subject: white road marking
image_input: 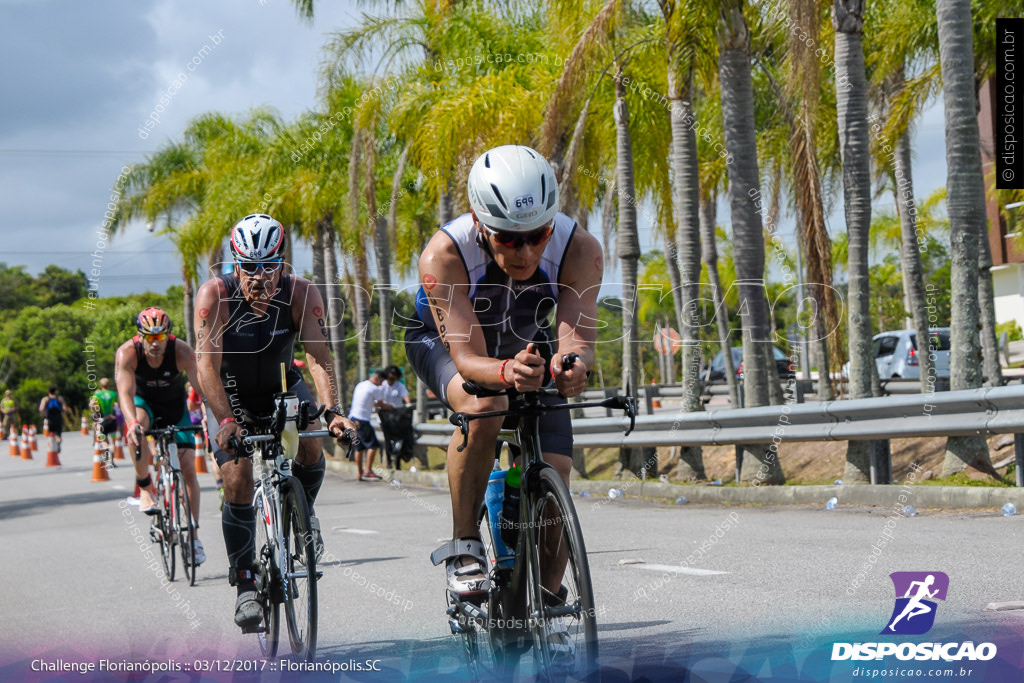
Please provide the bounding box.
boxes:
[633,563,728,576]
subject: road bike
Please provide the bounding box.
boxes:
[441,354,636,679]
[230,392,344,661]
[135,425,204,586]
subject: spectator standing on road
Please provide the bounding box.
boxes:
[39,386,68,450]
[349,370,386,480]
[2,390,19,434]
[90,378,121,442]
[380,365,412,409]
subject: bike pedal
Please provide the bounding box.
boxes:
[240,623,266,634]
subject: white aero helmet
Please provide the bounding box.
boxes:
[230,214,285,261]
[467,145,558,233]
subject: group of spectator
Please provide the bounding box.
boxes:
[347,365,411,481]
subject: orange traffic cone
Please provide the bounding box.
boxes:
[90,440,110,482]
[44,433,62,467]
[42,418,50,437]
[81,415,89,435]
[194,431,209,473]
[113,432,125,460]
[29,425,38,452]
[9,427,18,457]
[20,430,32,460]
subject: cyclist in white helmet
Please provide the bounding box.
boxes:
[405,145,602,616]
[194,213,354,631]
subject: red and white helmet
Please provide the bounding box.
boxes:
[136,307,172,335]
[230,214,284,262]
[467,145,559,233]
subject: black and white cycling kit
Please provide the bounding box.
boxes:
[405,212,578,456]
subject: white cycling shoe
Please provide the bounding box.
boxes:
[192,539,206,565]
[431,538,490,599]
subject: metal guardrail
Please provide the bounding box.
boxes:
[414,385,1024,484]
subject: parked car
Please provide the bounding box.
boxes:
[873,328,951,379]
[842,328,952,380]
[706,346,796,382]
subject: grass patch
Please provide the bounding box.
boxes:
[917,472,1014,487]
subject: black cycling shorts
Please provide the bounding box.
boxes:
[404,324,573,457]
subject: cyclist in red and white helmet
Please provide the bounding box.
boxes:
[194,213,354,631]
[115,306,207,563]
[405,144,602,636]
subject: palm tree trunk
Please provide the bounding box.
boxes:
[978,231,1002,386]
[668,68,705,481]
[323,220,348,408]
[893,129,935,392]
[383,146,410,370]
[311,226,327,309]
[182,273,195,348]
[834,0,877,482]
[719,1,783,484]
[936,0,995,476]
[614,69,646,479]
[700,197,741,407]
[206,245,222,284]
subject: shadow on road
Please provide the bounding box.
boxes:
[0,488,127,521]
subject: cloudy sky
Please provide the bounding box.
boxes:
[0,1,950,299]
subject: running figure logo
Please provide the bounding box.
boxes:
[882,571,949,635]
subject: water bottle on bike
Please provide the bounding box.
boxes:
[484,461,514,568]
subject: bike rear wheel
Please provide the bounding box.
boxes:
[156,467,175,581]
[280,477,317,660]
[174,471,197,586]
[523,466,598,677]
[254,486,281,658]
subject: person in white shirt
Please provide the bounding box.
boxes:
[348,370,386,480]
[380,365,412,409]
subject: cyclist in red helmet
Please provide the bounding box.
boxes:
[115,307,207,565]
[194,214,354,630]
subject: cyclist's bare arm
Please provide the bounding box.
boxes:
[419,232,544,392]
[293,277,352,435]
[174,338,203,405]
[114,339,142,444]
[552,229,603,397]
[194,277,235,428]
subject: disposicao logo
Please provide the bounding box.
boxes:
[831,571,997,662]
[882,571,948,635]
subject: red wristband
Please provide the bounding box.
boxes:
[219,417,235,428]
[499,359,513,387]
[127,420,141,431]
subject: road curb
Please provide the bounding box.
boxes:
[323,453,1024,510]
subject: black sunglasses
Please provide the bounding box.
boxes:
[484,224,553,249]
[236,259,283,274]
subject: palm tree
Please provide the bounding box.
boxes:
[659,0,719,480]
[111,143,208,346]
[833,0,878,482]
[719,0,782,483]
[935,0,995,476]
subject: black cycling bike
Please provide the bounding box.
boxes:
[440,353,635,679]
[135,425,204,586]
[229,392,349,662]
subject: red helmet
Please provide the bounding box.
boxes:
[136,307,172,335]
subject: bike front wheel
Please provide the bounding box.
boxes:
[254,486,281,658]
[156,468,175,581]
[280,477,317,660]
[174,471,197,586]
[523,466,598,677]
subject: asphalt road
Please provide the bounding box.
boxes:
[3,431,1024,682]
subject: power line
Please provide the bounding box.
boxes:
[0,149,147,157]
